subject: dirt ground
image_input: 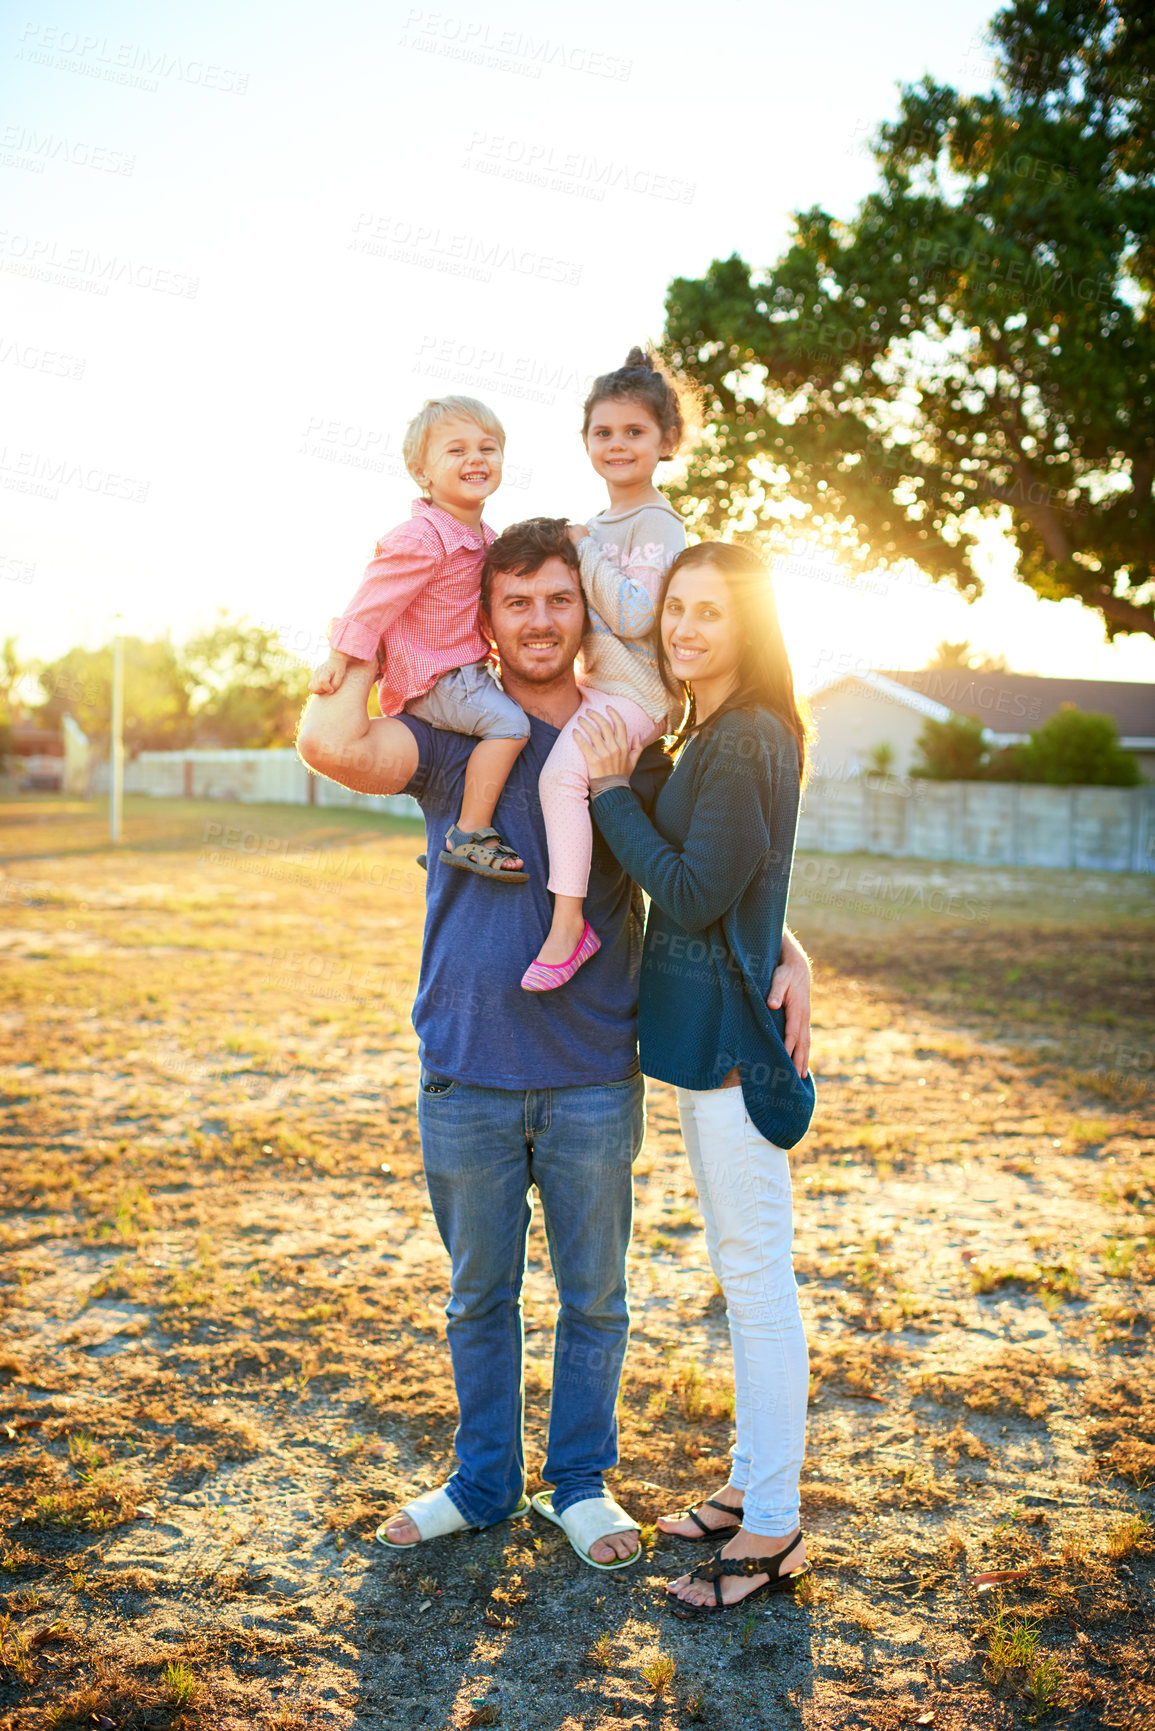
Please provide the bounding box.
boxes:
[1,792,1153,1731]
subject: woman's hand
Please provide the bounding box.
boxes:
[768,928,811,1079]
[575,707,644,780]
[566,523,588,546]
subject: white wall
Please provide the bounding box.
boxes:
[96,748,421,820]
[90,748,1154,873]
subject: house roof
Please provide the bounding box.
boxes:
[8,723,63,757]
[812,670,1155,746]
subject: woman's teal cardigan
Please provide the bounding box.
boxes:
[592,704,816,1150]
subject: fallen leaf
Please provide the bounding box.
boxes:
[135,1502,158,1519]
[2,1418,44,1440]
[972,1568,1032,1590]
[916,1715,935,1726]
[31,1624,69,1648]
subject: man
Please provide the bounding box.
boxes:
[297,518,811,1567]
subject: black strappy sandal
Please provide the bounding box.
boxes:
[667,1530,808,1618]
[666,1497,745,1542]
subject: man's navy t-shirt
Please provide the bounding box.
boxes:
[399,712,669,1089]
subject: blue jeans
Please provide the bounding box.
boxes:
[417,1067,645,1527]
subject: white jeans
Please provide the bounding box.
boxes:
[676,1083,808,1536]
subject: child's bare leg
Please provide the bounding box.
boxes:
[450,737,527,870]
[536,893,588,965]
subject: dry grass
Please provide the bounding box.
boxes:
[0,795,1152,1729]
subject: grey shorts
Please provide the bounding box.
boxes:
[405,660,530,742]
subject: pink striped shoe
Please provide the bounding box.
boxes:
[520,921,601,992]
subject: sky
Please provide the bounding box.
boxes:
[3,0,1153,697]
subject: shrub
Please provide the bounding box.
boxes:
[1018,706,1141,787]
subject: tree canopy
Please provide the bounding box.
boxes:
[30,616,310,753]
[661,0,1155,638]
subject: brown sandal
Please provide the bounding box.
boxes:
[438,825,527,884]
[667,1530,808,1618]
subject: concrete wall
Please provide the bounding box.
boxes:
[99,748,422,821]
[797,776,1155,874]
[92,748,1154,874]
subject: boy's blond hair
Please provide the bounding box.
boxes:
[403,396,506,486]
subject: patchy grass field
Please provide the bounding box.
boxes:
[1,793,1153,1731]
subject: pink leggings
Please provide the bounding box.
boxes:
[539,688,663,899]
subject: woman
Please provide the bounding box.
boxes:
[576,541,816,1616]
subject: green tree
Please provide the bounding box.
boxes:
[180,615,311,748]
[910,715,989,779]
[1018,704,1141,782]
[0,637,21,766]
[0,637,22,720]
[661,0,1155,638]
[35,638,192,752]
[30,616,310,753]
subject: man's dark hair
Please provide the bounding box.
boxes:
[480,517,580,615]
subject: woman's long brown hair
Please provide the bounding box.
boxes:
[654,542,812,780]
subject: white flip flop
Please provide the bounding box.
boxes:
[375,1486,530,1550]
[531,1489,641,1571]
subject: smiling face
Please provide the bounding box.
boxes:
[482,555,587,689]
[414,416,503,516]
[584,396,673,489]
[660,559,744,703]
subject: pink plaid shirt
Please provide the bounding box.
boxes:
[329,500,495,717]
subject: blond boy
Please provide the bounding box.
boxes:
[309,396,529,880]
